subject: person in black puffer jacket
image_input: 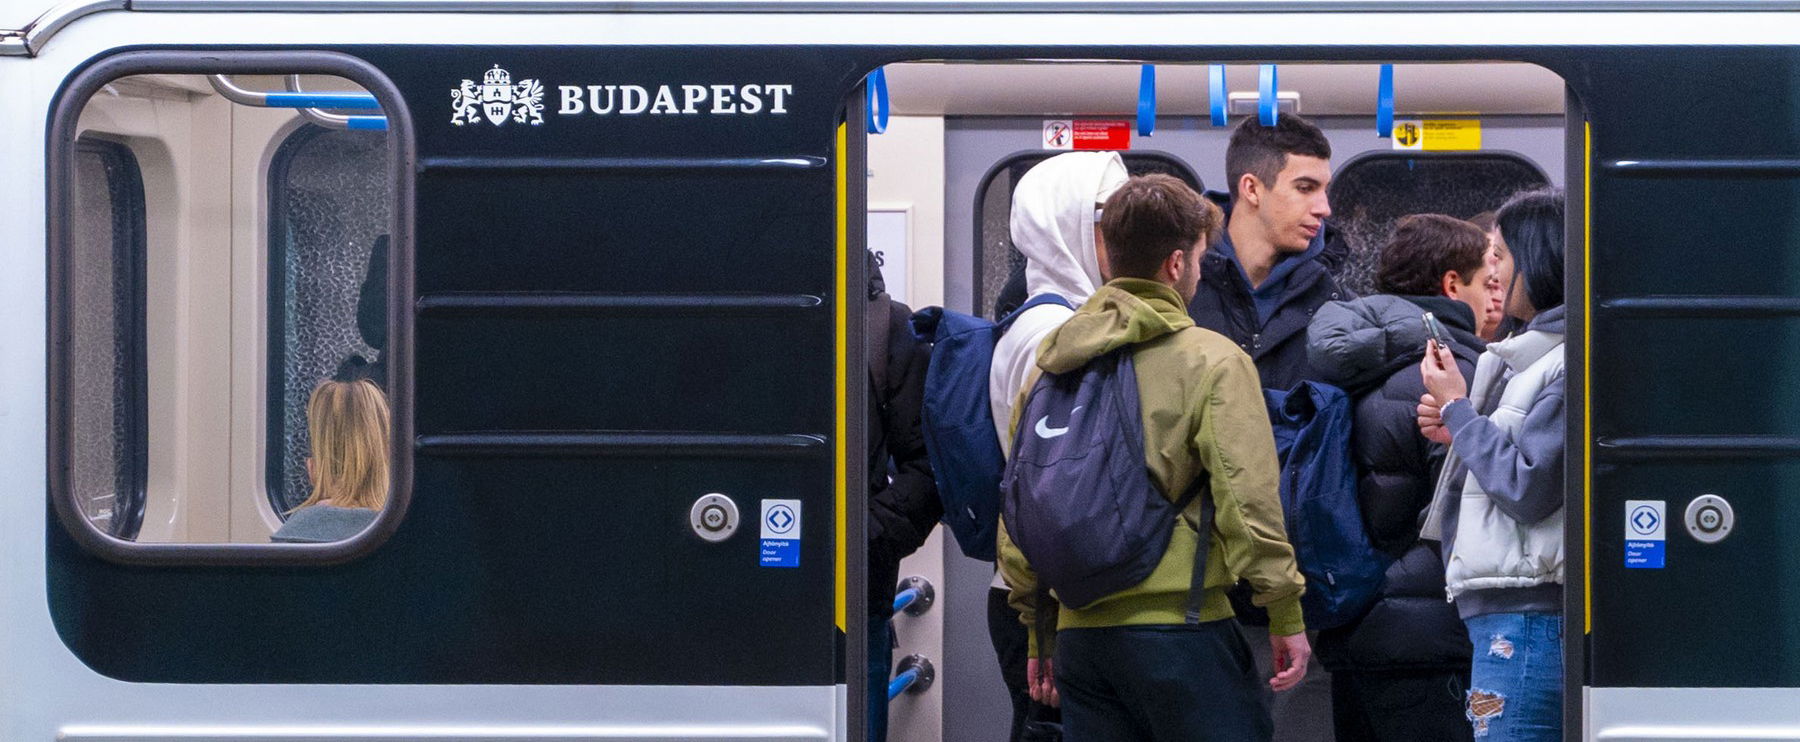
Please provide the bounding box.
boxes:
[1305,215,1495,742]
[864,249,941,742]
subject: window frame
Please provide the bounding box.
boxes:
[69,135,150,542]
[48,50,417,566]
[971,149,1204,318]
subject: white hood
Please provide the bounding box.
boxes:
[1009,151,1129,303]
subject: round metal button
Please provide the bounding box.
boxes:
[1684,494,1734,544]
[689,493,739,542]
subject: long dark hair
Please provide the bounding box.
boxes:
[1495,189,1565,316]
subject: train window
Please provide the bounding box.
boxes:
[67,137,148,541]
[48,52,415,564]
[266,126,393,516]
[974,151,1203,320]
[1328,151,1551,295]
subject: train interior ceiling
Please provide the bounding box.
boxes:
[64,58,1564,741]
[866,60,1566,742]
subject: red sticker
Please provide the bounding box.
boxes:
[1072,120,1131,151]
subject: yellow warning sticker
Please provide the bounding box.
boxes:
[1391,119,1482,151]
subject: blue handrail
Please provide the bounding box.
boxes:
[1137,64,1156,137]
[1259,64,1280,126]
[1376,64,1395,138]
[892,587,920,615]
[1208,64,1227,127]
[887,668,920,701]
[264,92,382,110]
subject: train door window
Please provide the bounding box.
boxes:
[49,53,414,563]
[68,137,148,541]
[1327,151,1550,295]
[974,151,1202,320]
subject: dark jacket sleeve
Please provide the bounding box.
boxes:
[1441,375,1566,526]
[868,303,943,567]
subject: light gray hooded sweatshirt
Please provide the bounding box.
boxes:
[985,151,1127,587]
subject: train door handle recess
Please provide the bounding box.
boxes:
[1684,494,1734,544]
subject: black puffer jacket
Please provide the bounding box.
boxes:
[1305,294,1481,671]
[866,254,942,620]
[1187,193,1353,392]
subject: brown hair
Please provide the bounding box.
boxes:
[1374,213,1490,297]
[1100,174,1219,280]
[294,379,391,512]
[1468,210,1498,234]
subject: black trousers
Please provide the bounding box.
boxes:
[1055,621,1272,742]
[987,587,1061,741]
[1329,667,1473,742]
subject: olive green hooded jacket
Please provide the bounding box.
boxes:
[997,278,1307,655]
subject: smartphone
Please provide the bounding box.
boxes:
[1422,312,1452,359]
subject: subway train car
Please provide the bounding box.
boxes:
[2,2,1797,741]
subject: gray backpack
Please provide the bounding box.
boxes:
[1001,351,1213,612]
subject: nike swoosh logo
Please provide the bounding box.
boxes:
[1034,406,1082,439]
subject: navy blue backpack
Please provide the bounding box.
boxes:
[1000,352,1207,610]
[910,294,1071,561]
[1265,381,1389,630]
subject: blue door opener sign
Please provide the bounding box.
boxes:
[760,499,801,568]
[1625,500,1665,569]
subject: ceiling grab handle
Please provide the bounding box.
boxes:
[867,66,889,135]
[1259,64,1279,127]
[1209,64,1228,127]
[1377,64,1396,138]
[1137,63,1156,137]
[287,75,389,131]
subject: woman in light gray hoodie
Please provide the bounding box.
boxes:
[1417,190,1566,742]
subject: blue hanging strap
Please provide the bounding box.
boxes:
[1259,64,1279,127]
[1377,64,1395,138]
[1138,64,1156,137]
[1209,64,1228,127]
[867,67,889,135]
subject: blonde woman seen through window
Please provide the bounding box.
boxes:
[272,379,391,543]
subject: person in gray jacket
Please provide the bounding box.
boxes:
[1416,190,1566,742]
[273,379,390,543]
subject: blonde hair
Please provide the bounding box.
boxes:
[295,379,391,512]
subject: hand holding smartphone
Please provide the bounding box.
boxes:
[1422,312,1452,369]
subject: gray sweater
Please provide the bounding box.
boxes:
[1437,306,1566,619]
[271,505,378,543]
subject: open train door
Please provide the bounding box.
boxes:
[1580,45,1800,741]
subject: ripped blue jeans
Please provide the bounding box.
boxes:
[1464,612,1563,741]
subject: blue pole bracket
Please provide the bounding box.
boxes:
[867,67,889,135]
[1259,64,1280,127]
[1377,64,1396,138]
[1137,64,1156,137]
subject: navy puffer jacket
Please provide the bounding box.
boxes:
[1305,294,1481,671]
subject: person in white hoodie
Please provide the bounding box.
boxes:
[984,151,1129,741]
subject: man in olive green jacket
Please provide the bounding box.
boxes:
[997,174,1310,742]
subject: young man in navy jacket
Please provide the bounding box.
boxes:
[1188,112,1350,742]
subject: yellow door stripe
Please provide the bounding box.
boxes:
[835,122,849,634]
[1584,121,1594,636]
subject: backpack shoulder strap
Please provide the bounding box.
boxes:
[1184,490,1217,625]
[995,293,1074,333]
[868,291,894,394]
